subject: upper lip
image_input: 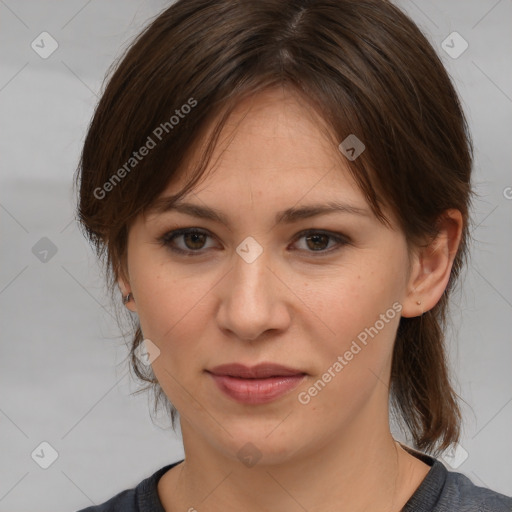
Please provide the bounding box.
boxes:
[207,363,306,379]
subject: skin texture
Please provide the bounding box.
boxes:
[119,87,462,512]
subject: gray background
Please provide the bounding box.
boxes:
[0,1,511,510]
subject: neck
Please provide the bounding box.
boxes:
[159,411,430,512]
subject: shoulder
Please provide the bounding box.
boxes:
[401,445,512,512]
[75,461,183,512]
[76,488,137,512]
[442,469,512,512]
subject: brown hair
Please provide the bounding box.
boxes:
[75,0,473,456]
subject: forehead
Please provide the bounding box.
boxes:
[158,87,365,207]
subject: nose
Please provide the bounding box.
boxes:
[216,245,291,342]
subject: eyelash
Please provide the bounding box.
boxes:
[157,227,350,257]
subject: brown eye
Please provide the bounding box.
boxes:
[304,233,330,251]
[160,228,216,254]
[292,230,350,255]
[158,228,350,257]
[182,231,208,250]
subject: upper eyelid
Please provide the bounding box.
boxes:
[162,227,348,239]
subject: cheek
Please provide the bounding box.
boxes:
[131,266,211,409]
[307,266,398,344]
[131,260,216,367]
[302,260,403,398]
[299,293,400,427]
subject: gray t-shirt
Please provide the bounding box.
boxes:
[76,452,512,511]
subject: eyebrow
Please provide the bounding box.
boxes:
[148,196,370,227]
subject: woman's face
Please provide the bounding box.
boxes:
[122,87,415,465]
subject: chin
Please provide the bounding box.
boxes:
[210,423,301,468]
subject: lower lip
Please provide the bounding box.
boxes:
[207,372,306,404]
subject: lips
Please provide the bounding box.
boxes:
[207,362,306,379]
[206,363,307,404]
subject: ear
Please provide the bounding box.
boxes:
[401,209,463,318]
[117,263,137,313]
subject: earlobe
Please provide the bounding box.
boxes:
[117,270,137,312]
[401,209,463,318]
[120,288,137,312]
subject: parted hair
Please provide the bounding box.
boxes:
[75,0,473,457]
